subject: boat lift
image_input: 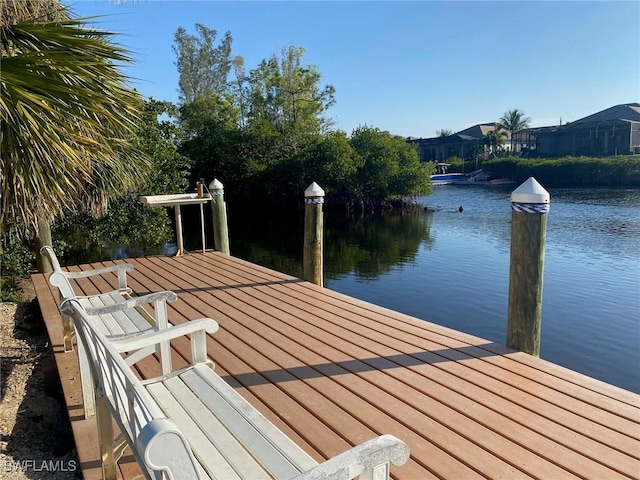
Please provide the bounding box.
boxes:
[139,186,210,256]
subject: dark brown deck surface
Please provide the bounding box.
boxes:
[32,251,640,479]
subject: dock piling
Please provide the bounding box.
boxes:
[303,182,324,286]
[507,177,550,357]
[35,217,53,273]
[209,179,230,255]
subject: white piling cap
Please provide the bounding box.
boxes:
[208,178,224,191]
[304,182,325,198]
[511,177,550,204]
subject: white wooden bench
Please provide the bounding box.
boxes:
[42,246,178,418]
[60,297,411,480]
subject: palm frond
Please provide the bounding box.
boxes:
[1,11,151,236]
[0,0,67,28]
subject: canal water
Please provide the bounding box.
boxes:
[102,186,640,393]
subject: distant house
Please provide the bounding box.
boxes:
[408,123,510,162]
[512,103,640,157]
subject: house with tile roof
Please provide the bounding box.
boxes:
[408,123,509,162]
[513,103,640,157]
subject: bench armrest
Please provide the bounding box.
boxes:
[83,291,178,316]
[110,318,219,352]
[49,263,134,295]
[112,318,218,370]
[65,264,133,291]
[63,263,134,278]
[137,418,203,479]
[293,435,410,480]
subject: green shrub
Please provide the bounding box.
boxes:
[0,235,35,301]
[483,155,640,187]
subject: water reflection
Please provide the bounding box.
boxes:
[228,206,435,284]
[325,211,434,282]
[228,206,305,279]
[62,242,176,266]
[547,189,640,262]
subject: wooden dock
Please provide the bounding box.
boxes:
[32,251,640,479]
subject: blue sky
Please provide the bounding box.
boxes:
[65,1,639,138]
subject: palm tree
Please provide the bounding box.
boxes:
[436,128,453,137]
[497,109,531,153]
[479,129,508,166]
[483,129,507,154]
[1,1,150,270]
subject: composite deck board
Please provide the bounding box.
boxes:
[242,274,633,434]
[135,255,640,476]
[135,258,616,475]
[95,254,640,477]
[155,255,638,478]
[212,253,640,412]
[171,255,638,433]
[127,258,438,478]
[81,261,351,467]
[111,258,640,450]
[211,255,639,411]
[32,252,640,480]
[134,256,512,473]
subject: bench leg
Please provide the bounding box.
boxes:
[96,393,118,480]
[77,340,96,418]
[61,314,75,352]
[360,462,391,480]
[154,300,172,375]
[63,310,94,417]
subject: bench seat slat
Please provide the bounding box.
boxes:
[79,297,114,336]
[180,367,316,479]
[95,298,129,336]
[85,295,130,336]
[146,381,245,479]
[184,368,319,476]
[162,376,273,479]
[95,293,154,335]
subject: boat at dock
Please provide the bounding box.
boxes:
[430,172,469,186]
[452,169,490,185]
[430,164,516,187]
[430,163,468,185]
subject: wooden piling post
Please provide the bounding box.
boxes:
[35,217,53,273]
[197,179,206,253]
[303,182,324,287]
[209,179,230,255]
[507,177,550,357]
[174,205,185,256]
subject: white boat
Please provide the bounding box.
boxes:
[430,172,468,186]
[430,163,468,185]
[452,169,490,185]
